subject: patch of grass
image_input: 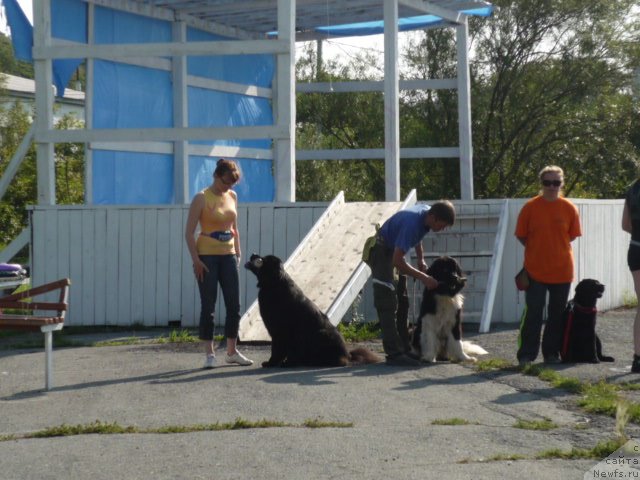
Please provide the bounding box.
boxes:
[303,418,353,428]
[485,453,527,462]
[622,290,638,308]
[93,337,144,347]
[473,358,640,426]
[513,418,557,431]
[338,322,380,342]
[31,420,138,437]
[474,358,514,372]
[536,437,625,460]
[461,437,627,464]
[2,417,354,442]
[431,418,474,426]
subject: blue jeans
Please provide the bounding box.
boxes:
[517,278,570,362]
[197,255,240,341]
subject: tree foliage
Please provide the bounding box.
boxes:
[471,0,640,199]
[0,33,33,78]
[0,102,84,246]
[295,0,640,201]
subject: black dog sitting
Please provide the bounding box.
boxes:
[560,279,614,364]
[245,254,381,368]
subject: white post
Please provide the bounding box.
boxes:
[44,329,53,390]
[172,21,189,204]
[456,19,474,200]
[84,2,94,204]
[33,0,56,205]
[383,0,400,201]
[274,0,296,202]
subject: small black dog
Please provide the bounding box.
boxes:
[245,254,381,368]
[411,256,486,362]
[560,279,614,364]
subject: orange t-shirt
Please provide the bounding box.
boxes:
[515,196,581,284]
[195,188,237,256]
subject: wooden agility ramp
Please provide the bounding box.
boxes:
[238,191,416,342]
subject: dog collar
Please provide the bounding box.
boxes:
[571,302,597,315]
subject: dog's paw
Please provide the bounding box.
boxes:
[420,357,437,364]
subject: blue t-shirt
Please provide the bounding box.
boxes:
[378,204,431,253]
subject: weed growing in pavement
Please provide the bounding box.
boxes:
[513,418,557,431]
[474,359,640,423]
[2,417,354,442]
[431,418,475,426]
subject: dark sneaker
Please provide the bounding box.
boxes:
[386,354,421,367]
[518,358,533,367]
[632,356,640,374]
[544,355,561,365]
[404,350,421,360]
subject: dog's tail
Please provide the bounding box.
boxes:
[349,347,383,365]
[461,341,489,357]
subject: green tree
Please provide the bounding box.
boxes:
[0,104,84,246]
[296,43,386,201]
[295,0,640,201]
[0,32,34,78]
[470,0,640,198]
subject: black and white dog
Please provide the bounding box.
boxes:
[411,256,487,363]
[560,279,614,364]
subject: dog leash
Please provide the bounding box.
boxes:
[561,301,597,358]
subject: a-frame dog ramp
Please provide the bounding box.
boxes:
[238,191,416,342]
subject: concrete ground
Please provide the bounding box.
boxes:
[0,308,639,480]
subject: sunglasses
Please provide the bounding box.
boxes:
[542,179,562,187]
[219,176,237,187]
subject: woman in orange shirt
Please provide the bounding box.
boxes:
[515,165,582,365]
[185,159,253,368]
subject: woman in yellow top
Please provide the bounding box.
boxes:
[185,159,253,368]
[515,165,582,366]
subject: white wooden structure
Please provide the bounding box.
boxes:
[24,0,487,203]
[28,197,633,332]
[239,191,411,341]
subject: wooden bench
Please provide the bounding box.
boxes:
[0,278,71,390]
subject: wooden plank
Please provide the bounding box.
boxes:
[67,210,82,326]
[130,209,146,325]
[155,209,172,326]
[93,209,107,325]
[104,209,120,324]
[168,208,184,325]
[117,210,133,327]
[143,209,159,326]
[80,210,95,325]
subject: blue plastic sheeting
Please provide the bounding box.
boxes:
[92,151,174,204]
[189,156,274,203]
[315,7,494,37]
[89,5,274,204]
[2,0,85,95]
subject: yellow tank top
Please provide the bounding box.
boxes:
[196,188,237,256]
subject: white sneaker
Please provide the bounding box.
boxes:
[225,351,253,366]
[203,355,216,369]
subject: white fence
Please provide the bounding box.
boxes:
[28,198,633,330]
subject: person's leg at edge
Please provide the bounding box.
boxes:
[396,274,412,354]
[219,254,253,366]
[541,282,571,362]
[370,242,416,364]
[197,255,219,366]
[632,270,640,372]
[517,278,547,364]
